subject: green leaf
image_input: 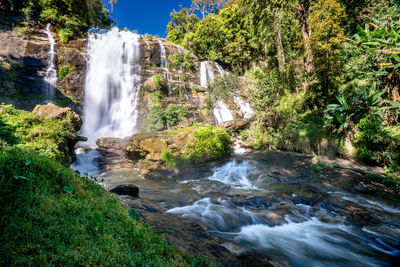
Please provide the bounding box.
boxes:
[57,168,67,175]
[129,209,140,221]
[25,160,31,166]
[392,54,400,63]
[63,185,74,193]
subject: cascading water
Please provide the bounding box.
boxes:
[71,28,142,176]
[81,28,141,144]
[200,61,209,88]
[215,62,226,77]
[233,96,254,119]
[157,39,172,90]
[213,100,234,124]
[199,61,234,123]
[43,23,57,100]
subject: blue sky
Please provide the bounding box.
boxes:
[106,0,193,37]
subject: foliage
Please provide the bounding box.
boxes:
[192,0,227,18]
[324,83,396,133]
[354,118,400,168]
[147,105,165,132]
[0,146,203,266]
[0,104,75,165]
[191,125,232,160]
[166,8,199,44]
[306,0,347,105]
[147,104,188,131]
[165,104,188,127]
[58,65,74,79]
[161,150,176,167]
[5,0,112,42]
[168,53,195,72]
[150,74,169,94]
[206,73,238,108]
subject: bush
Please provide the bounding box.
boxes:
[58,65,74,79]
[165,104,188,127]
[191,125,232,160]
[58,28,74,43]
[151,74,169,94]
[161,150,176,167]
[147,105,165,132]
[0,104,75,165]
[354,118,400,168]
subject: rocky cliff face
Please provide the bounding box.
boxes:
[0,22,51,110]
[1,25,248,127]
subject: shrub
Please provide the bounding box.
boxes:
[147,105,165,132]
[0,104,75,165]
[151,74,169,94]
[165,104,188,127]
[354,118,400,168]
[191,125,232,160]
[58,65,74,79]
[161,150,176,167]
[58,28,74,43]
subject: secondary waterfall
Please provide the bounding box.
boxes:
[81,28,142,145]
[43,23,57,100]
[199,61,234,124]
[157,39,172,90]
[234,96,254,119]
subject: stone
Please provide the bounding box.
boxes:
[33,103,82,131]
[109,184,139,198]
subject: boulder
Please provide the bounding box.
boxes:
[109,184,139,198]
[33,103,82,131]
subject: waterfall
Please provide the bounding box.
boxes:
[81,28,142,145]
[233,96,254,119]
[215,62,226,77]
[43,23,57,100]
[199,61,234,123]
[157,39,172,91]
[213,100,234,124]
[200,61,208,88]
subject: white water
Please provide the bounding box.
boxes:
[200,61,209,88]
[80,28,141,145]
[235,216,387,267]
[43,23,57,100]
[207,160,257,190]
[199,61,234,123]
[213,100,234,124]
[157,39,172,91]
[215,62,226,76]
[168,198,264,232]
[233,96,254,119]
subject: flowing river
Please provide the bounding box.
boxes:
[98,151,400,267]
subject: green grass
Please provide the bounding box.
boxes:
[0,147,201,266]
[0,105,207,266]
[0,104,75,165]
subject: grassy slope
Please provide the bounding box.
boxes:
[0,105,204,266]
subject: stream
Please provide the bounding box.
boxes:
[98,152,400,267]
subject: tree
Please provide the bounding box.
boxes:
[166,8,199,44]
[192,0,227,18]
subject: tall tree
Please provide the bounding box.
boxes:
[297,0,314,75]
[192,0,227,18]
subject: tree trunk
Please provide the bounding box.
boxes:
[298,3,314,75]
[273,9,286,77]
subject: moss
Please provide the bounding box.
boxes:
[58,65,74,79]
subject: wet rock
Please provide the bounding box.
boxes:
[109,184,139,198]
[222,118,251,133]
[123,197,290,267]
[33,103,82,131]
